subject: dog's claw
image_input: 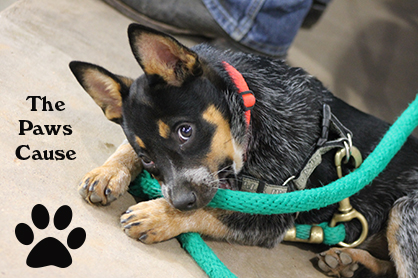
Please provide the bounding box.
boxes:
[138,234,148,242]
[89,180,98,192]
[83,178,90,187]
[124,222,141,230]
[121,215,133,224]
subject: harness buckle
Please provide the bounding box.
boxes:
[330,146,368,248]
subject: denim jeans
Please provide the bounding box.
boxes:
[202,0,313,57]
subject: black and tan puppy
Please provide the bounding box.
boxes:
[70,24,418,278]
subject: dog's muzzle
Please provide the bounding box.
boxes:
[167,180,218,211]
[163,165,236,211]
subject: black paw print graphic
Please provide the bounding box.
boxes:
[15,204,86,268]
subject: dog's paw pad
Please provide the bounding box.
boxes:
[339,252,353,266]
[15,204,86,268]
[317,248,359,278]
[324,254,339,269]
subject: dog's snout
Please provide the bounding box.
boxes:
[164,167,218,211]
[172,191,197,211]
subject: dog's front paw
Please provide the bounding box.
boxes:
[317,248,359,277]
[120,198,188,244]
[78,163,130,205]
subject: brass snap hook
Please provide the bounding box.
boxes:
[331,146,368,248]
[334,144,362,179]
[329,199,369,247]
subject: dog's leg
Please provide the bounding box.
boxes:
[317,247,395,278]
[79,140,142,205]
[387,191,418,278]
[120,198,230,243]
[317,190,418,278]
[121,198,293,246]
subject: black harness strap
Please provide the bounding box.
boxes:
[238,104,353,194]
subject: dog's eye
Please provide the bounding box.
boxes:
[141,156,154,166]
[178,124,193,143]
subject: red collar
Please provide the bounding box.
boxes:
[222,61,256,128]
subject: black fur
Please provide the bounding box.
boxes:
[71,24,418,278]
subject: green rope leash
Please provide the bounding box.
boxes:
[209,94,418,214]
[129,94,418,278]
[130,170,237,278]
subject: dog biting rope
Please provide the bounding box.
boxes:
[129,94,418,278]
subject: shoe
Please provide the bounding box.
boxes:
[102,0,225,38]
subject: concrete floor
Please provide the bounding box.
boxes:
[1,0,417,277]
[0,0,17,11]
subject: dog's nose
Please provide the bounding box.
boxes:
[172,191,197,211]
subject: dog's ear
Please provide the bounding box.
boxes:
[128,24,202,87]
[69,61,133,124]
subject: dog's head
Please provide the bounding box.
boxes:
[70,24,246,211]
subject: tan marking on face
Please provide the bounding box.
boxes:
[387,208,408,277]
[158,119,170,139]
[202,105,243,173]
[135,136,146,149]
